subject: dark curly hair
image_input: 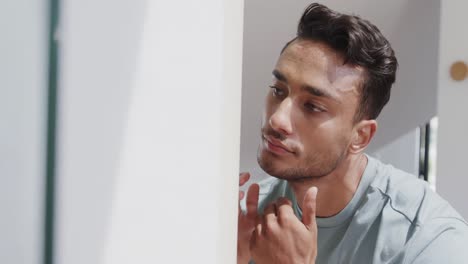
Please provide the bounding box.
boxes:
[282,3,398,121]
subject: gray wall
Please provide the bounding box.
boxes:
[373,129,420,176]
[240,0,440,175]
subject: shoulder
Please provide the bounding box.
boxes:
[402,217,468,263]
[364,157,468,263]
[367,156,466,227]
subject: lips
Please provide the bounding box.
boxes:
[263,135,293,154]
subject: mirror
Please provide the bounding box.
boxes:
[236,1,466,263]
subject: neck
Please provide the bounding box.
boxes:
[288,153,368,217]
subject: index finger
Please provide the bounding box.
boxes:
[276,197,295,222]
[246,183,260,217]
[239,172,250,187]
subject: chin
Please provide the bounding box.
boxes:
[257,146,275,173]
[257,145,340,180]
[257,147,292,179]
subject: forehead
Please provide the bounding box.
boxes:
[275,39,365,98]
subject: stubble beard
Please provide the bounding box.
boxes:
[257,145,347,182]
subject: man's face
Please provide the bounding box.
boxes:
[257,39,365,180]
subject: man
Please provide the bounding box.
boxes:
[237,3,468,264]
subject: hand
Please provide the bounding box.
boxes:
[237,172,259,264]
[250,187,318,264]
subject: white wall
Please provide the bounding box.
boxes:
[55,0,244,263]
[436,0,468,219]
[0,0,47,263]
[239,0,440,175]
[55,1,147,262]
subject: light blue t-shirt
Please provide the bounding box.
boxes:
[247,155,468,263]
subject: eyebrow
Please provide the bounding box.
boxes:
[272,69,288,83]
[272,69,339,102]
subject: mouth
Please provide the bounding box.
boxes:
[262,135,293,155]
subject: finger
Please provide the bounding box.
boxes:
[264,202,277,215]
[255,213,262,227]
[239,190,245,201]
[256,221,263,236]
[246,183,260,217]
[238,191,244,215]
[302,186,318,230]
[264,202,277,220]
[277,196,293,207]
[250,224,260,250]
[276,197,295,222]
[263,202,279,235]
[239,172,250,186]
[238,191,245,214]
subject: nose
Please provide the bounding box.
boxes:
[269,98,293,135]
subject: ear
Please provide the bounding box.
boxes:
[349,120,377,154]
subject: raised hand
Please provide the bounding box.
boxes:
[237,172,259,264]
[250,187,318,264]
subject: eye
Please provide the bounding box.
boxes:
[304,102,324,113]
[269,85,286,97]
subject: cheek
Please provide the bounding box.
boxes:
[299,120,349,151]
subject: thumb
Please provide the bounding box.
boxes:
[301,186,318,230]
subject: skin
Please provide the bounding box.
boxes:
[238,39,377,264]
